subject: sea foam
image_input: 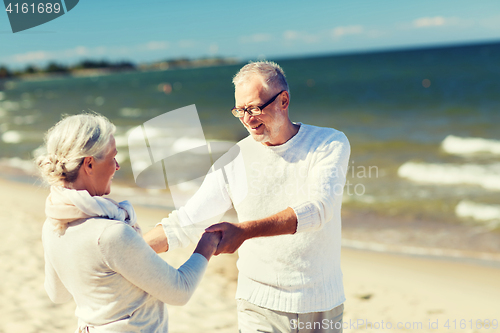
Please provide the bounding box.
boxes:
[442,135,500,155]
[398,161,500,190]
[1,131,22,144]
[455,200,500,226]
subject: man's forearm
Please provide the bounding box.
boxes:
[205,207,297,255]
[241,207,297,239]
[144,225,169,253]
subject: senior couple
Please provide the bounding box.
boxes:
[39,61,350,333]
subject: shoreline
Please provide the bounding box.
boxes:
[1,168,500,267]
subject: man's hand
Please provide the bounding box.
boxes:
[205,222,247,255]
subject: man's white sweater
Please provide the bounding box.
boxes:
[162,123,350,313]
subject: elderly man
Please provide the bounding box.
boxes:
[145,61,350,332]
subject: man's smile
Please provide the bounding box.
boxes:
[251,123,263,130]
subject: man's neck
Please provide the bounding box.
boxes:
[262,121,300,146]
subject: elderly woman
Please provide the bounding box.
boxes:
[37,113,220,332]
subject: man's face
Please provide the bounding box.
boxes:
[234,76,288,146]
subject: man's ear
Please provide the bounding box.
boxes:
[81,156,95,175]
[280,91,290,111]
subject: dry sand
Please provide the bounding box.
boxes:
[1,177,499,333]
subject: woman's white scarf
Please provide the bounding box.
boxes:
[45,186,141,235]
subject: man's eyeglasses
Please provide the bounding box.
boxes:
[231,90,286,118]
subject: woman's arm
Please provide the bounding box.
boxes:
[193,231,222,260]
[44,251,73,303]
[99,223,221,306]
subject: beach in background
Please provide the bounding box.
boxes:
[1,41,500,332]
[1,177,499,333]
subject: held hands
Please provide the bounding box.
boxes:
[194,231,222,260]
[204,222,247,256]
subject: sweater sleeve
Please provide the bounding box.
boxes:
[98,223,208,306]
[43,251,73,304]
[159,166,233,251]
[292,132,351,233]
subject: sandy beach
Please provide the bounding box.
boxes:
[1,177,499,333]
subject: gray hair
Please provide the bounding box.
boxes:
[232,61,289,94]
[35,113,116,185]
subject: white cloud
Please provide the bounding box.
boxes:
[178,40,196,48]
[479,15,500,30]
[394,16,469,31]
[5,41,170,65]
[12,50,51,63]
[64,46,90,56]
[411,16,467,29]
[209,43,219,54]
[94,46,108,55]
[283,30,298,40]
[331,25,364,38]
[283,30,320,43]
[144,41,169,51]
[413,16,447,28]
[239,33,272,44]
[8,46,101,63]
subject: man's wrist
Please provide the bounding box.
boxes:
[238,221,255,241]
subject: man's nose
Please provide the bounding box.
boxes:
[243,111,254,123]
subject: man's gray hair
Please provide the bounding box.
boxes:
[35,112,116,185]
[233,61,289,94]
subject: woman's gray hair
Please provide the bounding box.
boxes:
[35,113,116,185]
[233,61,289,94]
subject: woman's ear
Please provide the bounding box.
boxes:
[81,156,95,175]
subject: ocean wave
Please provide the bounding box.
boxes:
[455,200,500,227]
[1,130,42,144]
[0,157,36,173]
[119,108,142,118]
[0,100,21,112]
[1,131,22,144]
[398,161,500,190]
[442,135,500,155]
[13,115,37,125]
[342,239,500,262]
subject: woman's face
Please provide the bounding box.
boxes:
[90,136,119,196]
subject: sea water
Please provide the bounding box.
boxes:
[1,41,500,228]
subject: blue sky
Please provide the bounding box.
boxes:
[1,0,500,69]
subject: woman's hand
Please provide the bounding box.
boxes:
[193,231,222,261]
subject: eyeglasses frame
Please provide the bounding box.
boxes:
[231,90,286,118]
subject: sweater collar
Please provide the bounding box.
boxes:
[263,122,304,153]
